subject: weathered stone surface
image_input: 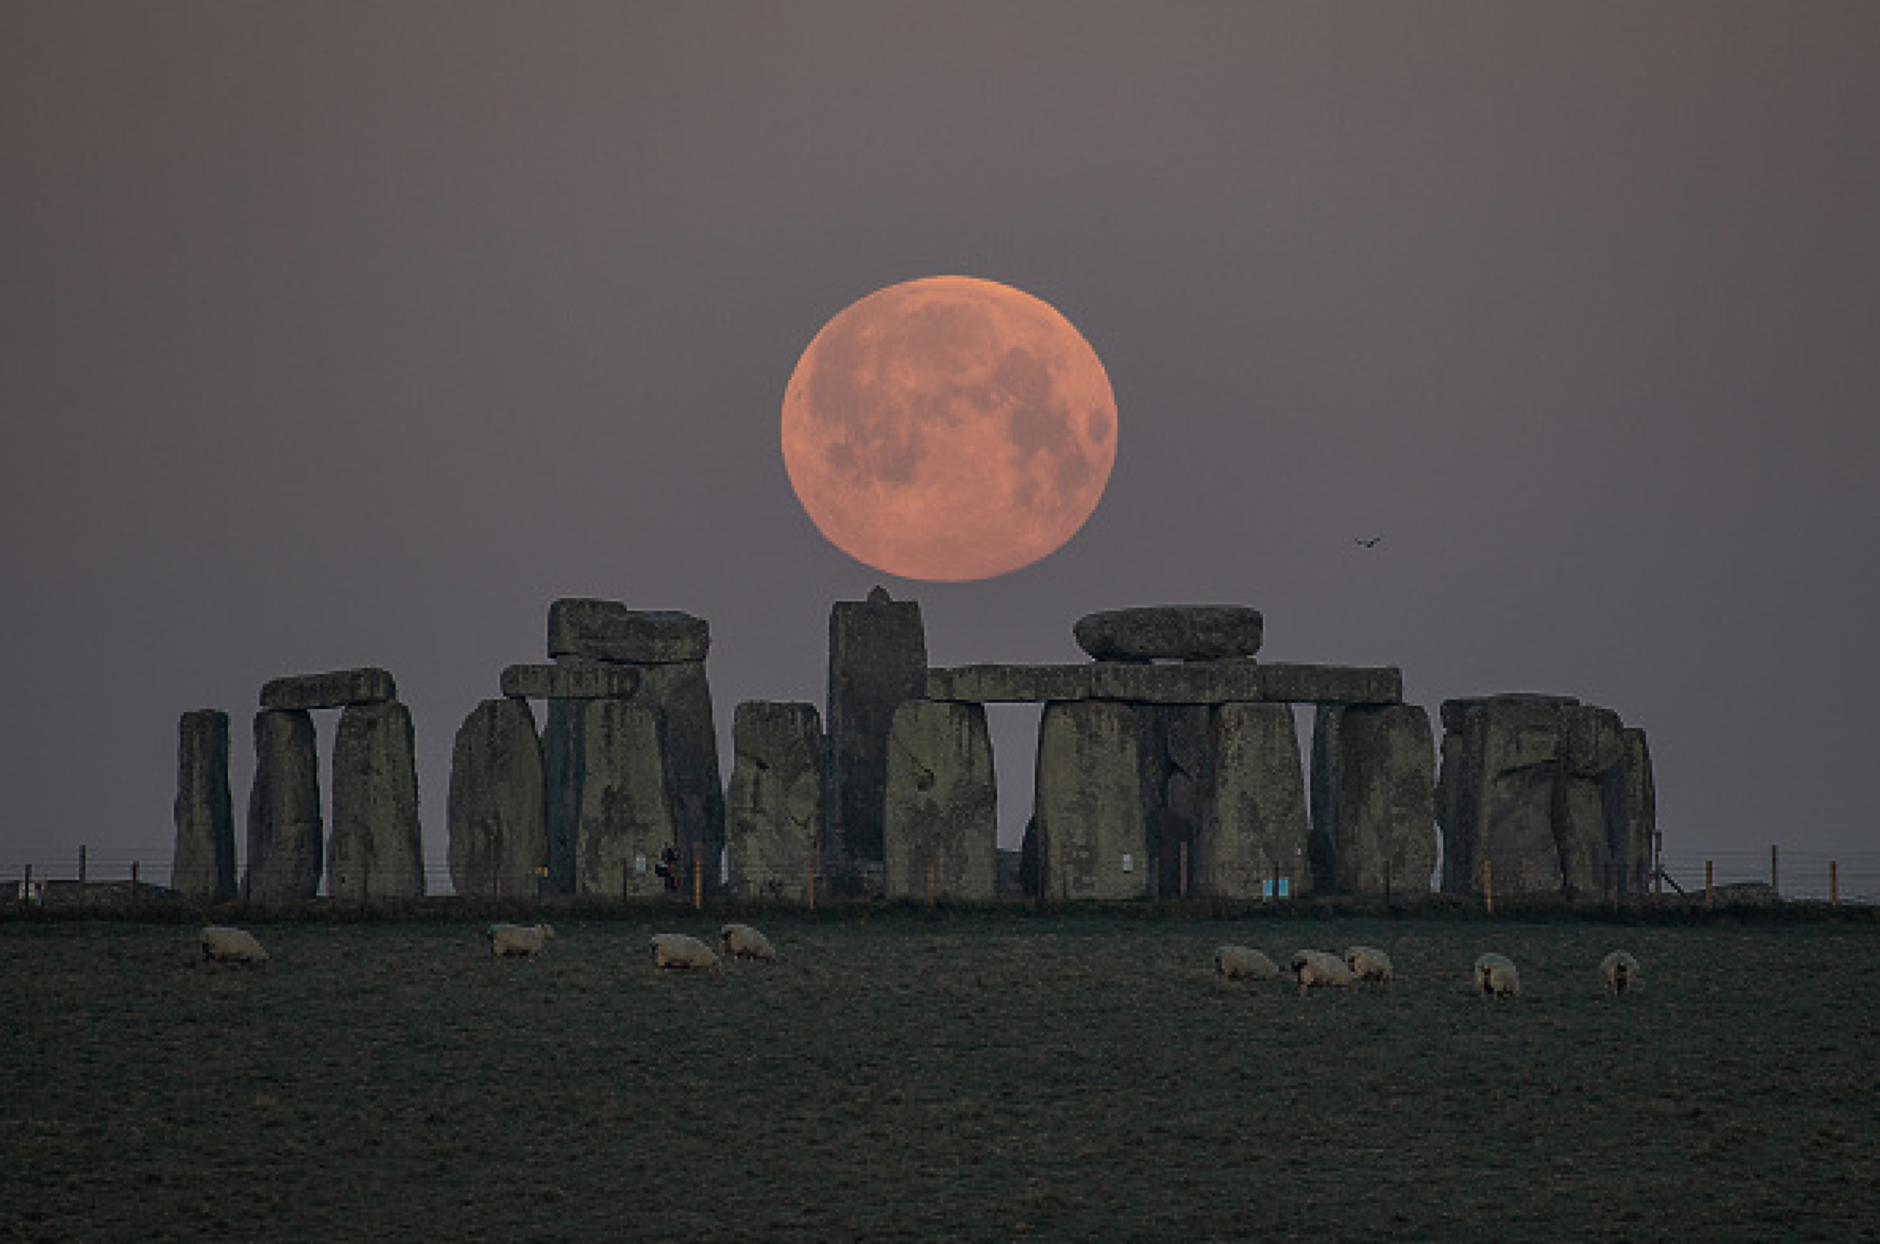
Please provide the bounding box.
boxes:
[171,710,236,901]
[827,590,927,889]
[883,700,998,902]
[1437,695,1648,900]
[547,599,710,664]
[1034,701,1147,901]
[1603,729,1656,898]
[245,709,322,903]
[1310,704,1436,896]
[500,663,641,700]
[1203,702,1311,897]
[1254,663,1402,706]
[1074,606,1264,662]
[541,697,583,894]
[260,668,396,711]
[725,701,825,902]
[628,660,725,896]
[923,664,1093,703]
[573,700,679,897]
[922,660,1399,706]
[447,698,547,897]
[1133,705,1212,898]
[328,701,425,904]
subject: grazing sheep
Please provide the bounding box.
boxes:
[649,932,721,972]
[486,922,555,958]
[1215,945,1280,982]
[719,923,778,961]
[1291,949,1356,994]
[200,926,268,964]
[1344,945,1394,985]
[1600,950,1641,998]
[1475,953,1521,998]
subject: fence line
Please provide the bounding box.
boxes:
[6,845,1880,906]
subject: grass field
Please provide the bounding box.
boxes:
[3,910,1875,1242]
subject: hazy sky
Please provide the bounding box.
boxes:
[5,3,1877,885]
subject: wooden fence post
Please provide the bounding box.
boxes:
[1483,858,1494,915]
[1770,845,1779,897]
[1179,841,1189,899]
[78,844,88,890]
[926,857,936,909]
[692,845,703,911]
[1830,860,1838,908]
[1654,832,1664,897]
[1705,860,1713,911]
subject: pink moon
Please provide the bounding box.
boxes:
[780,276,1119,582]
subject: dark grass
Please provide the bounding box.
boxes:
[3,914,1876,1242]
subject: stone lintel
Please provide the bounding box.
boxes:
[260,668,397,711]
[548,599,710,664]
[923,660,1400,706]
[501,663,642,700]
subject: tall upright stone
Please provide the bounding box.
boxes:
[329,700,425,904]
[725,701,825,902]
[447,698,547,898]
[1034,700,1147,902]
[542,697,584,894]
[1604,728,1656,898]
[1311,704,1436,896]
[630,659,724,897]
[1204,703,1311,896]
[245,708,322,903]
[574,699,680,898]
[1553,704,1625,901]
[827,588,927,891]
[172,709,236,901]
[883,700,998,902]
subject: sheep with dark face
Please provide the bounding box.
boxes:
[1215,945,1280,982]
[1475,953,1520,998]
[1600,950,1640,998]
[200,926,268,964]
[486,922,555,958]
[1291,949,1356,995]
[1344,945,1394,985]
[719,923,778,961]
[650,932,721,971]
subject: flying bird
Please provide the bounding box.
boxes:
[1354,536,1383,548]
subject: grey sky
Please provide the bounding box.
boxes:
[4,3,1876,882]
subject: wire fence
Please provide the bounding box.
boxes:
[4,844,1878,907]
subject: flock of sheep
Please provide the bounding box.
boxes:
[1215,941,1642,998]
[197,923,1642,998]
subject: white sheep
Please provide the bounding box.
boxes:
[1475,953,1521,998]
[1600,950,1641,998]
[1215,945,1280,981]
[1291,949,1356,994]
[649,932,721,972]
[1344,945,1394,985]
[200,926,269,964]
[486,922,555,958]
[719,923,778,961]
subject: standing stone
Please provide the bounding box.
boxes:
[1204,703,1311,897]
[329,700,425,905]
[172,709,236,901]
[1553,705,1626,901]
[574,700,679,898]
[827,588,927,891]
[1133,705,1212,898]
[725,702,825,902]
[883,700,998,902]
[1436,697,1573,896]
[245,708,322,903]
[1311,704,1436,896]
[628,660,725,897]
[447,698,547,898]
[542,697,584,894]
[1034,700,1147,902]
[1603,729,1656,898]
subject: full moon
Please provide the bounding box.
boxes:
[781,276,1118,582]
